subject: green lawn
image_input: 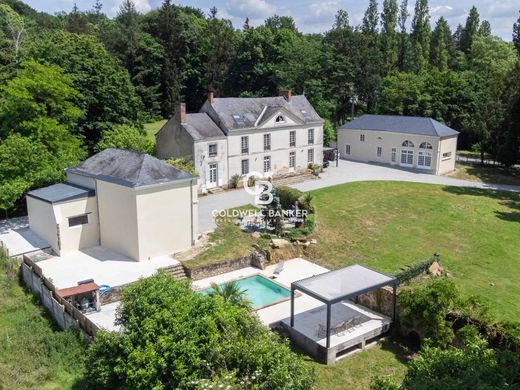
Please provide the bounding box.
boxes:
[306,181,520,321]
[0,255,87,389]
[448,162,520,187]
[308,339,410,390]
[143,119,167,143]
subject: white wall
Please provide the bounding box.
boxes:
[227,125,324,179]
[437,136,458,174]
[53,197,100,255]
[338,128,444,174]
[135,180,196,260]
[96,180,140,261]
[27,197,59,254]
[193,139,228,188]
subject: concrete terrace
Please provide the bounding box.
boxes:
[36,246,179,289]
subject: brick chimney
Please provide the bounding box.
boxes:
[280,90,292,102]
[208,91,215,104]
[175,102,186,124]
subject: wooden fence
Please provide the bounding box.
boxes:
[21,255,99,338]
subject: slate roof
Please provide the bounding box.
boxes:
[205,95,323,131]
[67,148,197,188]
[339,115,459,138]
[27,183,95,204]
[183,113,225,141]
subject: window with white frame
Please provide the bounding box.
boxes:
[391,148,397,162]
[308,148,314,163]
[308,128,314,145]
[402,140,414,147]
[418,151,432,168]
[208,143,217,157]
[241,159,249,175]
[263,133,271,151]
[401,149,414,165]
[68,214,88,227]
[263,156,271,173]
[377,146,382,158]
[345,144,351,155]
[289,131,296,147]
[289,151,296,168]
[275,115,285,123]
[241,136,249,154]
[360,134,365,142]
[442,152,452,159]
[420,142,433,149]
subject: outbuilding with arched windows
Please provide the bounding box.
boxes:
[337,114,459,175]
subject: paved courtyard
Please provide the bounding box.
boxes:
[197,159,520,232]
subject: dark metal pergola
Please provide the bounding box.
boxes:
[290,264,397,348]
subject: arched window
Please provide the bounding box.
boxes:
[402,140,414,148]
[275,115,285,123]
[420,142,433,149]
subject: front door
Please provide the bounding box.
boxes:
[208,163,218,188]
[400,149,414,167]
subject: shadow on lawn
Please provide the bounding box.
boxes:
[442,186,520,223]
[458,163,520,186]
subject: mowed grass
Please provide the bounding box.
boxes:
[306,181,520,320]
[0,255,87,389]
[308,339,410,390]
[448,162,520,187]
[143,119,167,143]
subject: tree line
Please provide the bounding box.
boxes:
[0,0,519,215]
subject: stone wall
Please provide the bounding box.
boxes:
[185,252,267,281]
[357,286,395,318]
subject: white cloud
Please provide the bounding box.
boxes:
[225,0,277,19]
[110,0,152,16]
[309,1,338,18]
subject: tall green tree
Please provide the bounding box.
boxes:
[479,20,491,37]
[362,0,379,36]
[203,9,235,96]
[513,11,520,55]
[430,17,450,71]
[397,0,410,70]
[410,0,431,72]
[380,0,399,73]
[460,6,480,54]
[29,30,144,149]
[0,4,25,63]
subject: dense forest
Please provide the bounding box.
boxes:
[0,0,519,216]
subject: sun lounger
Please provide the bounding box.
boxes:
[273,260,285,278]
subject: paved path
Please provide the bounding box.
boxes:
[197,159,520,233]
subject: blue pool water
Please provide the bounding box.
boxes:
[201,275,291,309]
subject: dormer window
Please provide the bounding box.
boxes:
[275,115,285,124]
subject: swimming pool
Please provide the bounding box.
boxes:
[201,274,291,309]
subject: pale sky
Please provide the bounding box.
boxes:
[24,0,518,40]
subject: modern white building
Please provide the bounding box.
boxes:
[337,115,459,175]
[156,91,324,190]
[26,148,198,261]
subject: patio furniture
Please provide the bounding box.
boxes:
[273,260,285,278]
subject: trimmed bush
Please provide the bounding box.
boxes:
[394,254,439,284]
[275,186,314,213]
[86,272,315,389]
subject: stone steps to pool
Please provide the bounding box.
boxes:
[160,264,189,281]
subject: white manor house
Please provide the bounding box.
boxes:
[156,91,324,190]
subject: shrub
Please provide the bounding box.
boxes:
[86,272,314,389]
[394,254,439,284]
[229,173,241,189]
[275,186,314,213]
[276,185,303,209]
[165,157,198,176]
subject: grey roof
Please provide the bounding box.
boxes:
[183,113,225,141]
[339,115,459,138]
[67,148,196,188]
[27,183,95,204]
[205,95,323,131]
[292,264,396,303]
